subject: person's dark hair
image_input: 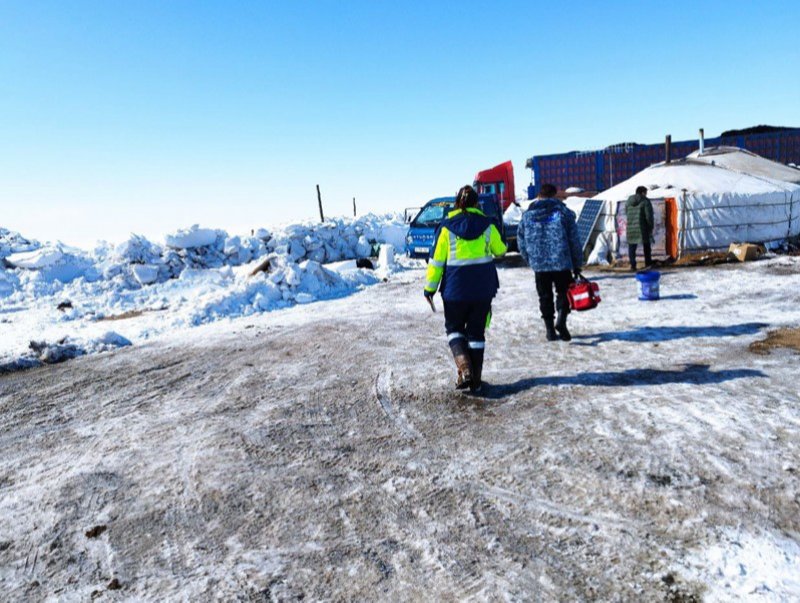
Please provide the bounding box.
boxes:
[636,185,648,195]
[455,185,479,210]
[539,183,557,198]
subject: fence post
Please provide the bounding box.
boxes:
[316,185,324,223]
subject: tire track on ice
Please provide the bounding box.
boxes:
[374,368,420,440]
[473,481,646,533]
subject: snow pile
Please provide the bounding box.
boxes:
[165,225,222,249]
[503,203,524,225]
[268,214,405,265]
[28,338,85,364]
[679,529,800,599]
[164,225,267,270]
[0,331,133,372]
[6,247,66,270]
[93,228,268,288]
[182,258,381,325]
[0,227,39,261]
[0,270,19,298]
[376,244,397,279]
[1,213,405,297]
[0,213,409,370]
[5,244,96,284]
[86,214,405,291]
[377,221,408,251]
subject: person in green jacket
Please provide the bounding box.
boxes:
[625,186,654,270]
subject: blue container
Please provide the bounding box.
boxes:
[635,270,660,301]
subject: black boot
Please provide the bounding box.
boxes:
[449,337,472,390]
[468,347,484,393]
[543,317,558,341]
[555,309,571,341]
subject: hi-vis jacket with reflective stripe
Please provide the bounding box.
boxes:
[424,207,507,302]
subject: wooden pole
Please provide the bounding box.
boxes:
[316,185,324,222]
[353,197,357,217]
[665,134,672,164]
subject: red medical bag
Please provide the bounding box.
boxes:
[567,277,601,311]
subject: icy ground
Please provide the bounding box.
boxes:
[1,256,799,600]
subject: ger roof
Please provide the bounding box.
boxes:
[593,157,800,202]
[687,146,800,184]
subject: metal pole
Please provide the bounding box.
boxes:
[679,189,687,258]
[316,185,324,223]
[353,197,357,217]
[665,135,672,164]
[609,153,614,187]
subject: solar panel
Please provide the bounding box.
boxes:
[575,199,604,251]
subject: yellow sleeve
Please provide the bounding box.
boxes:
[424,228,450,292]
[489,225,508,257]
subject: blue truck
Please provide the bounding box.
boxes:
[404,194,516,259]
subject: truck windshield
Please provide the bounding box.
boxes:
[413,203,452,227]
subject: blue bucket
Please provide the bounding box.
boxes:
[635,270,660,301]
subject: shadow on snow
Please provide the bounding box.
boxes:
[479,363,766,399]
[571,322,768,346]
[656,294,698,300]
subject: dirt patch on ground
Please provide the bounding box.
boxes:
[96,307,167,322]
[749,327,800,355]
[765,264,800,276]
[674,252,732,267]
[596,253,729,272]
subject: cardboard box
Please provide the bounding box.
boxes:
[728,243,763,262]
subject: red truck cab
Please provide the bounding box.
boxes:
[474,160,515,211]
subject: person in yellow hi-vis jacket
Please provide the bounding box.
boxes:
[424,185,507,393]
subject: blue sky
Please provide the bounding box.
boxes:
[1,1,798,246]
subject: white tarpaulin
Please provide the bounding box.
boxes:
[680,190,800,252]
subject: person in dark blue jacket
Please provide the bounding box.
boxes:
[424,185,507,392]
[516,183,583,341]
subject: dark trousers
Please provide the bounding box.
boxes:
[628,239,652,269]
[534,270,572,320]
[443,300,492,345]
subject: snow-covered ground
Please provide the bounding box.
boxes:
[1,245,799,599]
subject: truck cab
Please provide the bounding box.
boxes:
[474,160,518,251]
[474,161,515,211]
[405,194,506,259]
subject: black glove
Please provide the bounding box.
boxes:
[423,290,435,300]
[572,270,583,280]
